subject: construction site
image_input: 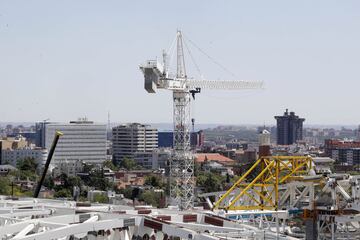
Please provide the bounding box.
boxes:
[1,31,359,240]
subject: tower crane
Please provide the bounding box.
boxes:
[139,30,263,210]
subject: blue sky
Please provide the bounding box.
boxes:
[0,1,359,125]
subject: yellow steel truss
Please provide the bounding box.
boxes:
[212,156,313,211]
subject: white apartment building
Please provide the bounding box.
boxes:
[151,148,171,169]
[2,147,48,167]
[52,159,84,177]
[112,123,158,168]
[45,120,107,167]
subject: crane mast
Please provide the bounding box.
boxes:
[139,30,263,210]
[171,31,193,208]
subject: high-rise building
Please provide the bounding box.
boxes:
[112,123,158,168]
[325,139,360,165]
[45,120,107,166]
[35,121,50,148]
[158,131,173,148]
[274,109,305,145]
[158,130,204,148]
[191,130,205,149]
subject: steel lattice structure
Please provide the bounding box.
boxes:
[212,156,314,211]
[171,91,194,209]
[140,30,263,210]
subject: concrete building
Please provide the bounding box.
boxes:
[313,157,335,174]
[2,147,48,167]
[35,121,50,148]
[52,159,84,177]
[0,136,28,151]
[45,120,107,167]
[151,148,171,169]
[324,139,360,165]
[202,161,233,176]
[330,148,360,166]
[0,136,48,167]
[325,139,360,150]
[114,169,163,189]
[0,164,17,176]
[158,131,173,148]
[259,129,271,157]
[275,109,305,145]
[195,153,235,166]
[112,123,158,168]
[158,130,204,148]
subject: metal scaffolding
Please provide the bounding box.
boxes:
[213,156,314,211]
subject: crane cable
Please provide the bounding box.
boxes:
[183,38,204,80]
[183,34,261,101]
[183,34,239,79]
[167,33,177,76]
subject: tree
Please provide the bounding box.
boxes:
[0,177,11,195]
[119,158,137,170]
[82,169,112,191]
[17,157,37,172]
[196,172,225,193]
[194,162,201,177]
[54,189,71,198]
[139,190,161,207]
[144,175,163,188]
[15,158,39,181]
[67,176,82,189]
[102,160,118,171]
[43,175,54,190]
[117,187,133,199]
[54,173,82,195]
[93,194,109,203]
[82,163,95,174]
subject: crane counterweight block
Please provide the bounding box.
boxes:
[139,60,164,93]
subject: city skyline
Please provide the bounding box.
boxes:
[1,1,360,125]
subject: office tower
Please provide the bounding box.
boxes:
[274,109,305,145]
[45,119,107,166]
[158,130,204,148]
[35,121,50,148]
[112,123,158,168]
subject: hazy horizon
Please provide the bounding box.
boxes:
[0,121,358,131]
[1,1,359,125]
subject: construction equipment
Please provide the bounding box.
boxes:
[33,131,63,198]
[212,156,314,211]
[139,30,263,210]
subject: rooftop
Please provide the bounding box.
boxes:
[195,153,235,164]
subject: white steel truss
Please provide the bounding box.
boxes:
[0,197,300,240]
[139,30,263,209]
[171,90,194,209]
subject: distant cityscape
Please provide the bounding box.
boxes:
[1,110,360,237]
[1,109,359,183]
